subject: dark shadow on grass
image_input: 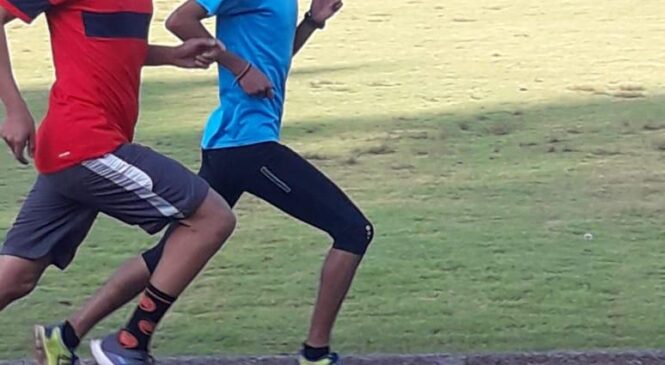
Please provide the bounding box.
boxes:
[7,80,665,182]
[133,88,665,150]
[4,79,665,169]
[3,63,371,118]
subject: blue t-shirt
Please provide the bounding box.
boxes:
[196,0,298,150]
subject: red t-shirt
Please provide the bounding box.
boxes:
[0,0,153,173]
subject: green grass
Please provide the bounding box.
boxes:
[3,0,665,359]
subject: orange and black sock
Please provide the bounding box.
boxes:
[118,283,176,352]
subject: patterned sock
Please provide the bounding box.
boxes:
[118,283,176,351]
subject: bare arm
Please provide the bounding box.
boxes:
[0,8,36,164]
[145,45,183,66]
[293,0,343,56]
[166,0,274,97]
[144,41,219,68]
[166,0,246,75]
[292,20,318,56]
[0,12,21,109]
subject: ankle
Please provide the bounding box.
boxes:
[60,321,81,350]
[303,343,330,361]
[121,283,176,352]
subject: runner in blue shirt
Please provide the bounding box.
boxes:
[37,1,374,365]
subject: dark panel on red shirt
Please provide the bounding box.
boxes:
[82,11,151,39]
[5,0,50,19]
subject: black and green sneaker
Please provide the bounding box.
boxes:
[34,324,80,365]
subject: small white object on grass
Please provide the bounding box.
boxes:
[584,233,593,241]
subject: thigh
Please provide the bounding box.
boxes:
[66,144,211,235]
[142,150,243,272]
[244,144,369,235]
[141,148,244,273]
[1,176,99,270]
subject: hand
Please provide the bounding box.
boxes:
[310,0,343,24]
[171,38,224,69]
[195,39,226,66]
[238,66,274,99]
[1,107,36,165]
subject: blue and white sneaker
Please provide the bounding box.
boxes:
[90,333,154,365]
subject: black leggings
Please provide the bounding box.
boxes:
[142,142,374,272]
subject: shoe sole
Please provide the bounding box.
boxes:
[33,325,47,365]
[91,339,115,365]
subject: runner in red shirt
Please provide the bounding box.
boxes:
[0,1,237,364]
[0,0,208,172]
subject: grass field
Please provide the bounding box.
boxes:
[2,0,665,360]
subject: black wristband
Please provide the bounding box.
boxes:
[304,11,325,29]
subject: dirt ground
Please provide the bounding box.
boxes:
[5,352,665,365]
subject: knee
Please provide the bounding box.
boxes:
[193,191,237,248]
[207,208,236,249]
[0,256,47,310]
[332,219,374,256]
[0,276,36,308]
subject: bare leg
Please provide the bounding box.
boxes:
[0,255,50,311]
[67,256,150,339]
[62,191,235,341]
[95,189,236,356]
[149,190,235,295]
[306,249,362,347]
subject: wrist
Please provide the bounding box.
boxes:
[218,52,249,76]
[235,63,252,84]
[5,99,29,116]
[164,46,179,66]
[305,11,325,29]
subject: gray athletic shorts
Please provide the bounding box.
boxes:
[0,143,210,270]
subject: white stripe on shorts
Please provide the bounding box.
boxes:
[82,154,184,219]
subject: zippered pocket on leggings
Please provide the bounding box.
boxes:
[260,166,292,193]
